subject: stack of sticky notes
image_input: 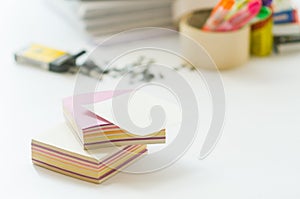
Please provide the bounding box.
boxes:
[62,91,166,150]
[32,90,180,183]
[32,123,147,184]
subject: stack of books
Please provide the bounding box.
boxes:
[272,0,300,52]
[47,0,174,40]
[31,90,180,184]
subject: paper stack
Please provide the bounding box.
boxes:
[32,123,147,184]
[32,90,180,183]
[47,0,174,40]
[63,91,166,150]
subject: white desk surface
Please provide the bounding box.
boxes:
[1,0,300,198]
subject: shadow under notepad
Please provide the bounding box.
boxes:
[101,161,206,187]
[33,165,97,188]
[33,160,205,187]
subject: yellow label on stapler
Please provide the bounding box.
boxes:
[15,43,86,73]
[22,44,68,63]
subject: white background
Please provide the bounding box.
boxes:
[1,0,300,198]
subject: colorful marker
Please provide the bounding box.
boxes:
[203,0,235,31]
[215,0,262,31]
[225,0,250,20]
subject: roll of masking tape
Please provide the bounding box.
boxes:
[179,10,250,70]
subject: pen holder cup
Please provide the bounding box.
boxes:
[179,10,250,70]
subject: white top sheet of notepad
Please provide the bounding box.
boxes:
[84,91,182,135]
[33,123,121,160]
